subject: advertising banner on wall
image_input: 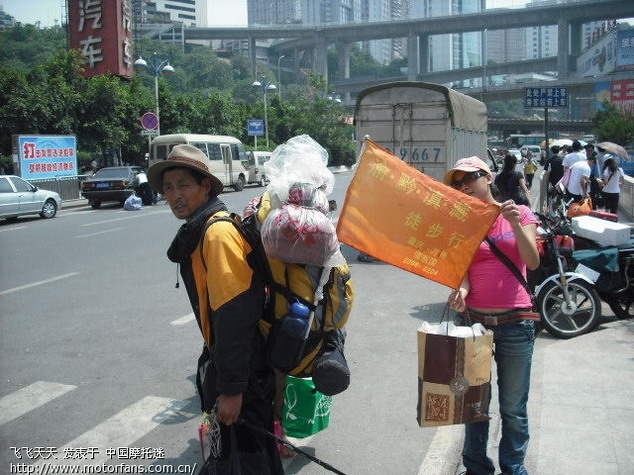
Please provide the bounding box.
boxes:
[577,29,617,77]
[68,0,133,79]
[610,79,634,113]
[616,29,634,70]
[13,136,78,180]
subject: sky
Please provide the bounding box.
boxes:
[1,0,66,27]
[1,0,527,29]
[0,0,249,28]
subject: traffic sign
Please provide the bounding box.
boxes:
[142,129,158,135]
[247,119,264,137]
[524,87,568,108]
[141,112,159,130]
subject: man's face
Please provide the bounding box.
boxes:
[162,168,211,220]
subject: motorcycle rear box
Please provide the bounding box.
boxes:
[571,216,631,247]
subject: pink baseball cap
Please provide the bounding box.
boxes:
[443,156,492,186]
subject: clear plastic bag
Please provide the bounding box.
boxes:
[264,135,335,205]
[260,135,344,266]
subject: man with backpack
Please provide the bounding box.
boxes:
[147,144,283,474]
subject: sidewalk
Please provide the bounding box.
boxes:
[451,166,634,474]
[452,316,633,474]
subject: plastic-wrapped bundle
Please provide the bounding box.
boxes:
[264,135,335,206]
[260,135,344,266]
[261,202,339,266]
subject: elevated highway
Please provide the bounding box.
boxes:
[181,0,634,88]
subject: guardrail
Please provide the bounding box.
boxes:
[29,175,91,201]
[537,170,633,224]
[620,175,633,223]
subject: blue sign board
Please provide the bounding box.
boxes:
[616,29,634,70]
[17,135,77,180]
[247,119,264,137]
[524,87,568,108]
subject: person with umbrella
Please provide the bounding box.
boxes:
[598,157,625,215]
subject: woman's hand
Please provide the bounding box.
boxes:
[500,200,540,270]
[448,287,468,312]
[499,200,521,227]
[216,393,243,425]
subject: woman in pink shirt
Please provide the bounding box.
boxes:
[444,156,540,475]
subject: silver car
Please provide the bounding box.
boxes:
[245,151,272,187]
[0,175,62,220]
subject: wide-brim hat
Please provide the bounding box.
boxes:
[147,144,223,196]
[443,156,492,186]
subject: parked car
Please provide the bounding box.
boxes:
[0,175,62,220]
[81,166,145,209]
[244,151,272,187]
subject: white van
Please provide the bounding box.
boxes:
[150,134,249,191]
[245,151,272,187]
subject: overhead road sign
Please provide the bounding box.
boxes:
[524,87,568,108]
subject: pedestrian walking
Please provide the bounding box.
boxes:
[544,145,564,188]
[566,153,597,204]
[599,157,625,214]
[494,154,531,206]
[147,145,283,474]
[562,140,585,171]
[523,154,538,189]
[444,156,540,475]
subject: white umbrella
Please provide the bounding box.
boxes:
[550,138,587,148]
[551,139,572,147]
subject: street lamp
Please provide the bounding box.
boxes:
[251,77,277,148]
[134,53,175,136]
[277,55,285,101]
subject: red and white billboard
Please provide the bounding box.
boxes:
[68,0,133,79]
[611,79,634,113]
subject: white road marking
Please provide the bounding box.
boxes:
[0,272,80,296]
[170,313,195,325]
[75,227,125,239]
[417,425,464,475]
[0,381,77,426]
[80,209,169,227]
[0,225,27,233]
[34,396,191,465]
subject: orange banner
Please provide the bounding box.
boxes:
[337,140,500,289]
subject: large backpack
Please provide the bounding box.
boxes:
[199,196,354,395]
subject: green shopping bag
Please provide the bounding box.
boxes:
[283,376,332,438]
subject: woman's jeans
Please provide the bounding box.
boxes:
[463,320,535,475]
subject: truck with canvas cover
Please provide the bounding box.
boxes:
[354,81,490,182]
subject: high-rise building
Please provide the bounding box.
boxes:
[0,6,16,30]
[248,0,302,25]
[301,0,360,25]
[361,0,408,65]
[133,0,199,26]
[411,0,484,81]
[487,28,526,64]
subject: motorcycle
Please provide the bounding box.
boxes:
[529,208,602,339]
[571,237,633,320]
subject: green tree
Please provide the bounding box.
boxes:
[349,46,381,77]
[590,101,634,146]
[0,24,66,72]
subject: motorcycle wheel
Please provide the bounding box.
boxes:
[537,279,601,339]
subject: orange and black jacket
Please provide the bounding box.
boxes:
[167,198,269,399]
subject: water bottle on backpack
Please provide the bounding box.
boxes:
[269,302,310,372]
